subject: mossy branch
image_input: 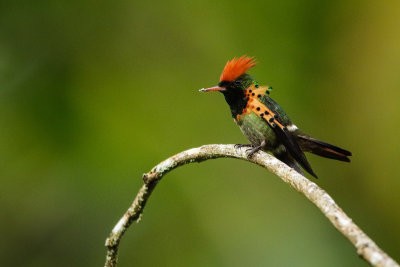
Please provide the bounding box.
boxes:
[104,144,399,267]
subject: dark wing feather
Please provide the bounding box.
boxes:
[270,122,318,178]
[253,95,318,178]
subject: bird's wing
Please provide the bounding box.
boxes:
[243,85,317,178]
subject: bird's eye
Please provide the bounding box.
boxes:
[234,80,241,86]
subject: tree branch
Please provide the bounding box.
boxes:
[104,144,399,267]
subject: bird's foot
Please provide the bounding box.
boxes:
[247,145,263,159]
[234,144,254,150]
[234,144,264,159]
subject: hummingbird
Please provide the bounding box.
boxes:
[200,56,351,178]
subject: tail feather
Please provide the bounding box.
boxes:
[297,135,352,162]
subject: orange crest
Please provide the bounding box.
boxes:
[219,56,257,82]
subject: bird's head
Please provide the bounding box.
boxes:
[199,56,257,95]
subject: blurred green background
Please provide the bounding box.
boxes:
[1,1,400,266]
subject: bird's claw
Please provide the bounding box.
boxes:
[234,144,262,159]
[234,144,253,150]
[246,146,262,159]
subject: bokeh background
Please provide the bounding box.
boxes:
[1,1,400,266]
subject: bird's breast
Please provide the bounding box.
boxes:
[236,112,278,149]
